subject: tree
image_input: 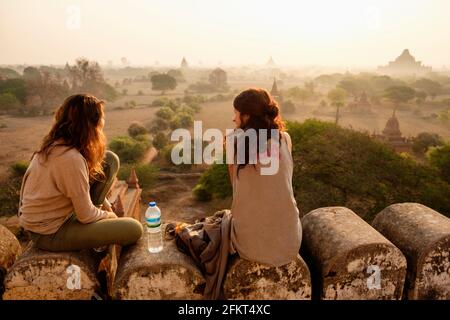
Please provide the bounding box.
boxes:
[412,132,444,155]
[0,68,20,79]
[156,106,175,120]
[327,88,347,124]
[67,58,103,89]
[415,90,427,106]
[304,81,316,94]
[151,74,177,95]
[147,118,169,134]
[167,69,186,83]
[0,93,21,112]
[338,78,363,98]
[66,57,118,101]
[171,113,193,129]
[314,73,344,86]
[413,79,442,100]
[127,122,147,138]
[370,75,397,93]
[109,136,150,163]
[383,86,416,105]
[427,142,450,184]
[209,68,228,90]
[282,100,296,114]
[286,87,311,106]
[0,78,27,104]
[152,132,169,150]
[438,108,450,124]
[23,67,42,83]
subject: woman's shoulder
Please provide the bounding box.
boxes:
[50,145,86,166]
[281,131,292,153]
[281,131,291,140]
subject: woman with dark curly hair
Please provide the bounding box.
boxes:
[228,88,302,267]
[18,94,142,252]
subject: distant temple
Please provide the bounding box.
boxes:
[347,91,372,114]
[266,56,276,67]
[181,57,188,69]
[372,110,412,153]
[270,78,283,102]
[378,49,432,76]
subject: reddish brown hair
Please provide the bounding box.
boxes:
[232,88,285,177]
[31,94,107,182]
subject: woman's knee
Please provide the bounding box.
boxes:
[120,218,143,245]
[104,150,120,174]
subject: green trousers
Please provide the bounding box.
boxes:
[31,150,143,252]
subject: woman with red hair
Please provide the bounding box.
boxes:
[18,94,142,252]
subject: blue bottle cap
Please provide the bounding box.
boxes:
[149,201,156,207]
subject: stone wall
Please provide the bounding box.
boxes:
[1,197,448,299]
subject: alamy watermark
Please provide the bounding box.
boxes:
[66,264,81,290]
[366,265,381,290]
[66,5,81,30]
[170,121,281,175]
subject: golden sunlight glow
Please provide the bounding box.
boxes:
[0,0,449,67]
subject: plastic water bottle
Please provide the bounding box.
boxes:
[145,201,163,253]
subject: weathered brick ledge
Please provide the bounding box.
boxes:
[1,170,448,300]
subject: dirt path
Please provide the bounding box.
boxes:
[141,147,158,165]
[140,170,232,224]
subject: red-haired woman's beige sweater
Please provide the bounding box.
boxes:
[18,144,109,235]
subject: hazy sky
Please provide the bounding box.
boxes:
[1,0,449,68]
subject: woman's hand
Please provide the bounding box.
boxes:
[106,211,118,219]
[102,199,113,212]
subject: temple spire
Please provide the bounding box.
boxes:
[271,78,279,97]
[127,168,139,189]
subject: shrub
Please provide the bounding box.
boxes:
[427,142,450,184]
[180,105,195,116]
[127,122,148,138]
[147,118,169,134]
[156,106,175,120]
[163,99,180,112]
[412,132,444,155]
[151,97,169,107]
[188,102,202,113]
[193,183,212,201]
[169,117,182,130]
[128,122,147,137]
[158,142,200,171]
[109,136,150,163]
[183,95,207,104]
[0,176,21,217]
[286,119,450,220]
[133,134,150,143]
[117,163,159,188]
[10,160,29,176]
[178,113,194,128]
[0,92,21,112]
[152,132,169,150]
[193,162,231,201]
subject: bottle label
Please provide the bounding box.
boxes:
[146,217,161,228]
